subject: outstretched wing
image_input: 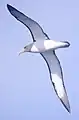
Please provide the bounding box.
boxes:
[41,51,70,113]
[7,4,70,113]
[7,4,49,41]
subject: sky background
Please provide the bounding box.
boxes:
[0,0,79,119]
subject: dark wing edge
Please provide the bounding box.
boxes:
[7,4,35,41]
[7,4,49,41]
[54,53,71,113]
[41,51,71,113]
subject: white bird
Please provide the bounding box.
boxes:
[7,4,71,113]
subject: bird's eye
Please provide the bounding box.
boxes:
[24,46,26,49]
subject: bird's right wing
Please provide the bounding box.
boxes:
[41,51,70,113]
[7,4,49,41]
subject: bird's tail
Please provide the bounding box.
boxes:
[57,41,70,49]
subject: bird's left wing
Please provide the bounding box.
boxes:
[7,4,49,41]
[41,51,70,113]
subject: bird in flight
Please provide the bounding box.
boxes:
[7,4,71,113]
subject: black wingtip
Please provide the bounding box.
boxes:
[66,105,71,113]
[7,4,11,11]
[60,98,71,113]
[7,4,19,19]
[7,4,14,12]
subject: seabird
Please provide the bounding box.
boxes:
[7,4,71,113]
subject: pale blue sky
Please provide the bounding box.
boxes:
[0,0,79,119]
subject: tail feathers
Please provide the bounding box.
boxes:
[62,41,70,47]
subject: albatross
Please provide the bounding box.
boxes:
[7,4,71,113]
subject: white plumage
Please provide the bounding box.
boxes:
[30,40,69,52]
[7,4,70,113]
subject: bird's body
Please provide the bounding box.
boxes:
[19,40,70,54]
[7,4,71,113]
[28,40,69,53]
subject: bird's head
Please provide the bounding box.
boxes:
[18,43,33,55]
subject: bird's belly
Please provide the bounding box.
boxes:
[30,40,56,53]
[30,44,46,53]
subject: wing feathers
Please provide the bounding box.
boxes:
[7,4,70,113]
[41,51,70,113]
[7,4,48,41]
